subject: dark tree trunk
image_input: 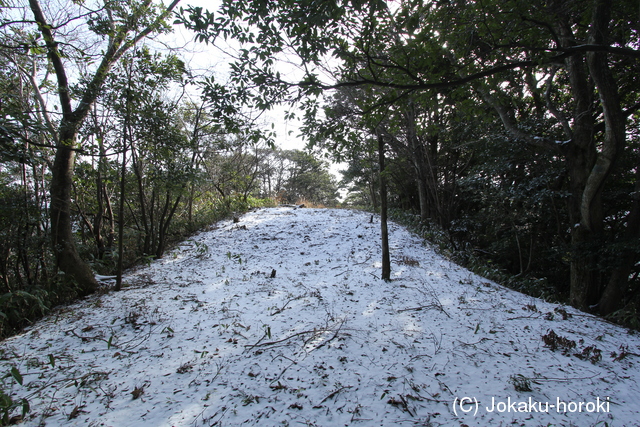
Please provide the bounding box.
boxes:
[155,192,182,259]
[598,175,640,314]
[94,164,105,259]
[104,184,115,251]
[555,10,602,310]
[132,150,151,254]
[564,0,624,311]
[403,105,430,221]
[586,0,628,314]
[115,144,127,292]
[50,136,98,295]
[30,0,98,295]
[29,0,180,296]
[378,133,391,281]
[369,155,379,209]
[425,134,440,223]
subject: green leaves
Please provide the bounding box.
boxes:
[9,367,22,386]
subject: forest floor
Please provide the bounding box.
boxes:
[1,207,639,426]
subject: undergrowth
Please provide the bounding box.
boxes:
[387,208,640,331]
[388,209,562,300]
[0,196,274,341]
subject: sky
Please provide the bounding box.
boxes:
[158,0,311,153]
[155,0,351,190]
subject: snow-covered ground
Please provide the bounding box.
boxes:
[1,207,639,426]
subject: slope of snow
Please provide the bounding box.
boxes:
[1,207,639,426]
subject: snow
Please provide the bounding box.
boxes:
[1,207,639,426]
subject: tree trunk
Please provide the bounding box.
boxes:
[369,154,379,209]
[104,184,115,252]
[94,162,105,259]
[556,11,602,310]
[378,133,391,281]
[93,115,110,259]
[115,143,127,292]
[566,0,624,311]
[598,177,640,313]
[586,0,629,314]
[132,150,151,254]
[29,0,180,296]
[416,176,429,221]
[29,0,98,294]
[50,136,98,295]
[425,134,441,223]
[156,193,182,259]
[403,105,430,221]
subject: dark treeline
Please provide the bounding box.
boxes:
[183,0,640,327]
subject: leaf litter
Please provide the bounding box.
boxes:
[1,207,639,426]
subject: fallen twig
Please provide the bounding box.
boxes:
[319,385,353,404]
[397,303,451,318]
[308,318,346,352]
[457,337,491,346]
[244,329,327,349]
[387,394,415,417]
[270,294,305,316]
[506,314,540,320]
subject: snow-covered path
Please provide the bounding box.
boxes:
[1,207,639,426]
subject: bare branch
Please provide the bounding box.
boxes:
[296,44,640,93]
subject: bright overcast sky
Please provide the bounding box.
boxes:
[157,0,309,152]
[157,0,347,190]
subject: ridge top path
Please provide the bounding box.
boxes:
[1,207,639,426]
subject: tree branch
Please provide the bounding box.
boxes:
[15,57,60,144]
[545,66,573,140]
[29,0,74,117]
[296,44,640,93]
